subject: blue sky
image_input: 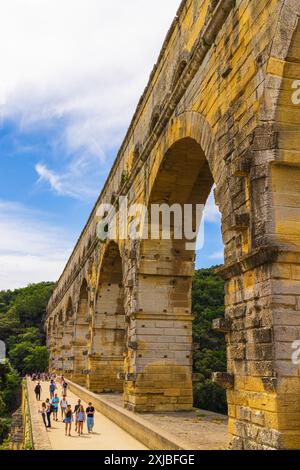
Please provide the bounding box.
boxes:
[0,0,224,290]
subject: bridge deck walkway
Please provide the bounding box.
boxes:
[27,380,147,450]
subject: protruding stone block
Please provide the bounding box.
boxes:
[212,372,234,390]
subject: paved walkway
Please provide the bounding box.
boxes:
[28,380,147,450]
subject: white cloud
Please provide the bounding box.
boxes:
[0,200,74,290]
[208,251,224,260]
[36,163,64,195]
[204,190,221,223]
[0,0,181,199]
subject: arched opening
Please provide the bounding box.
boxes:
[57,311,64,372]
[193,188,227,415]
[47,318,54,372]
[51,316,59,372]
[63,297,74,375]
[87,241,125,393]
[124,137,226,414]
[73,279,90,385]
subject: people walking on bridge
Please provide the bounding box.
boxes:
[49,380,56,399]
[76,405,86,436]
[64,404,73,436]
[86,402,95,433]
[39,402,48,430]
[34,382,42,401]
[73,399,81,432]
[60,395,68,420]
[51,393,59,421]
[45,398,52,428]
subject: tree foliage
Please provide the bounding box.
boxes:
[0,282,54,443]
[192,268,227,414]
[0,361,20,444]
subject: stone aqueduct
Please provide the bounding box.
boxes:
[46,0,300,450]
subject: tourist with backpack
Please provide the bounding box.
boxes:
[51,393,59,421]
[49,380,56,399]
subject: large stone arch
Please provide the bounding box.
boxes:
[62,297,75,374]
[87,240,126,392]
[46,317,54,372]
[73,279,90,385]
[56,310,64,372]
[123,112,223,412]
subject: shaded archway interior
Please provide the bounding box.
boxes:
[72,279,89,384]
[124,137,217,412]
[87,241,125,393]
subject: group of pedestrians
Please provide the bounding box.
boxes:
[33,374,95,437]
[31,372,53,382]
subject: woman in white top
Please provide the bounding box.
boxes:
[60,395,68,420]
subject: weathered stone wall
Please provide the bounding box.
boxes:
[9,407,24,451]
[46,0,300,449]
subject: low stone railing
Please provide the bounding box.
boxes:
[22,378,52,450]
[22,379,33,450]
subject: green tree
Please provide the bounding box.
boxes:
[0,361,20,444]
[192,268,227,414]
[9,343,48,374]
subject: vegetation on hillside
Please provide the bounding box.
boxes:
[192,268,227,414]
[0,282,55,444]
[0,361,20,445]
[0,283,54,374]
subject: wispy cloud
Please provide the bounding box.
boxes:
[0,200,75,289]
[35,164,64,195]
[208,251,224,260]
[204,190,221,224]
[0,0,180,200]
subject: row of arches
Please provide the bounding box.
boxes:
[47,242,126,392]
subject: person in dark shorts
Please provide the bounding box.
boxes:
[64,404,73,436]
